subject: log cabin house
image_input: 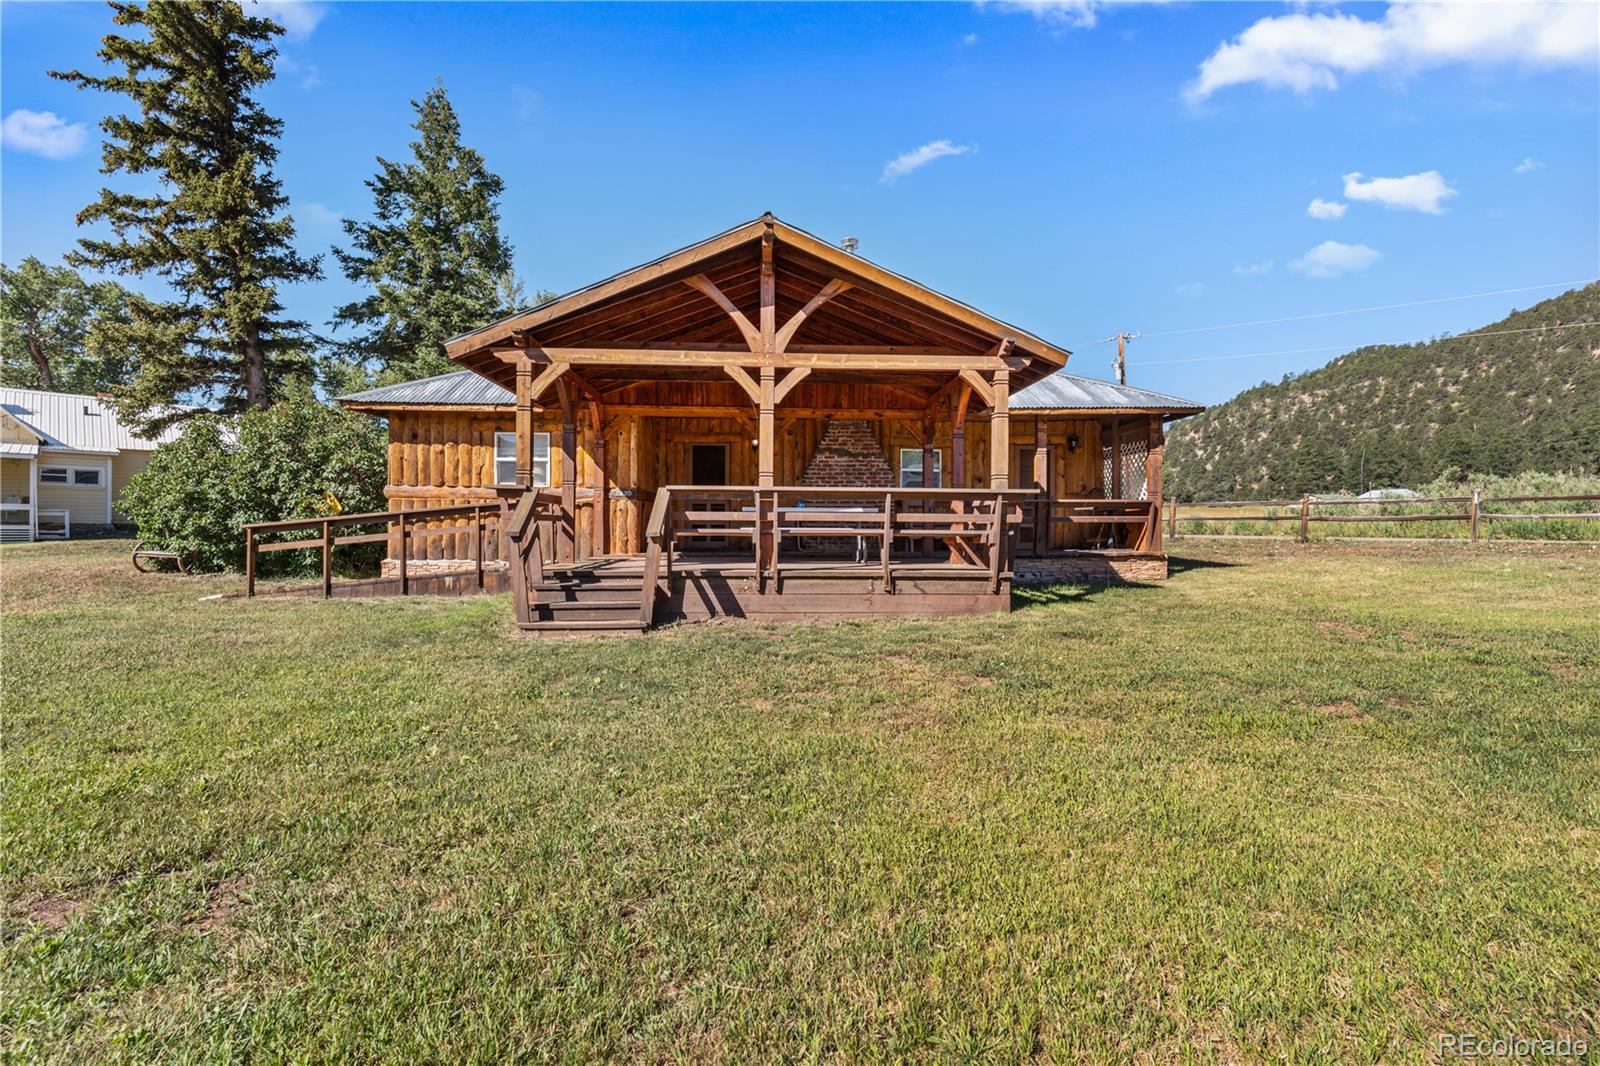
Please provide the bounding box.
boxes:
[320,215,1202,634]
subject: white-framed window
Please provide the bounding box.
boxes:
[494,432,550,487]
[898,447,942,488]
[39,465,103,487]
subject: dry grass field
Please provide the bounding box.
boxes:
[2,537,1596,1063]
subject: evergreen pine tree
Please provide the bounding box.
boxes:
[52,1,321,429]
[332,84,514,384]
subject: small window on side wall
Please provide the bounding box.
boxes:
[898,447,942,488]
[73,468,103,487]
[39,466,69,484]
[494,432,551,487]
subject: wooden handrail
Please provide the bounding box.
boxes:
[243,501,506,598]
[640,487,673,624]
[242,501,496,533]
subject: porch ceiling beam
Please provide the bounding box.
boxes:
[959,369,995,408]
[442,219,767,358]
[602,404,934,420]
[494,347,1018,371]
[774,278,852,353]
[723,364,762,405]
[772,367,811,405]
[683,273,761,352]
[528,361,570,402]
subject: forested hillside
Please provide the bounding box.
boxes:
[1165,283,1600,499]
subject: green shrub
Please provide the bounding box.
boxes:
[122,395,388,573]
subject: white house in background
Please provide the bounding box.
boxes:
[0,387,181,542]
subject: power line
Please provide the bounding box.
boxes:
[1097,279,1598,344]
[1135,321,1600,367]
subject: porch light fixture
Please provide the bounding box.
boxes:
[1067,433,1079,453]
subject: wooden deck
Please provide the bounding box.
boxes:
[551,553,1010,627]
[240,488,1164,633]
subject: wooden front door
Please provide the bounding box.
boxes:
[688,443,732,550]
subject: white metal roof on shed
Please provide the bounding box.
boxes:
[0,441,41,458]
[0,387,183,455]
[1010,372,1202,413]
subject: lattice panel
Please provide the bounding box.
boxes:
[1102,437,1150,499]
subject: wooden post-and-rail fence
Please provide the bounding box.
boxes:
[1163,492,1600,543]
[243,502,510,598]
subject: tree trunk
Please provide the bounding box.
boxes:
[24,333,52,390]
[242,327,268,408]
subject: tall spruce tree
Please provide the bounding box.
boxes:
[52,1,320,429]
[332,84,515,385]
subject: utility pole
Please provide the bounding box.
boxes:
[1111,330,1140,385]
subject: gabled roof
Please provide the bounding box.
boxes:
[443,214,1073,389]
[1011,372,1203,416]
[340,370,512,409]
[0,387,183,455]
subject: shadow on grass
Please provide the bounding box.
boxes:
[1011,581,1154,608]
[1167,555,1245,577]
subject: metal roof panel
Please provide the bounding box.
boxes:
[1010,372,1203,413]
[338,370,514,407]
[0,387,183,453]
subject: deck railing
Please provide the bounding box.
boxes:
[501,489,565,624]
[640,486,1037,598]
[1019,498,1161,554]
[243,502,508,598]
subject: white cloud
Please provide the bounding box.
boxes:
[1306,198,1347,220]
[1233,260,1274,276]
[982,0,1173,31]
[277,55,321,89]
[1342,170,1456,213]
[1290,240,1382,278]
[0,109,87,159]
[1175,282,1206,298]
[1186,2,1599,102]
[881,139,974,184]
[1513,157,1544,174]
[258,0,327,41]
[962,32,980,45]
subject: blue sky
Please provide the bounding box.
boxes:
[2,1,1596,405]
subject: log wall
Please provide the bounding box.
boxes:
[378,406,1113,561]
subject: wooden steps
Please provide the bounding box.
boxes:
[519,564,649,635]
[520,617,648,634]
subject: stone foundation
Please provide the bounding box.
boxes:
[380,557,510,576]
[1013,552,1167,585]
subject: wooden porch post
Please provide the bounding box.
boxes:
[557,379,577,562]
[590,400,608,556]
[1109,417,1123,498]
[514,356,534,486]
[988,368,1010,490]
[921,413,935,489]
[1033,417,1049,553]
[951,386,970,489]
[757,366,776,489]
[1147,415,1165,553]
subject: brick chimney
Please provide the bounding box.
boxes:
[799,419,896,489]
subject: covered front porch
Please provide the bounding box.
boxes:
[442,217,1169,631]
[317,215,1202,632]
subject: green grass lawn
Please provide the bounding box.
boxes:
[2,538,1597,1063]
